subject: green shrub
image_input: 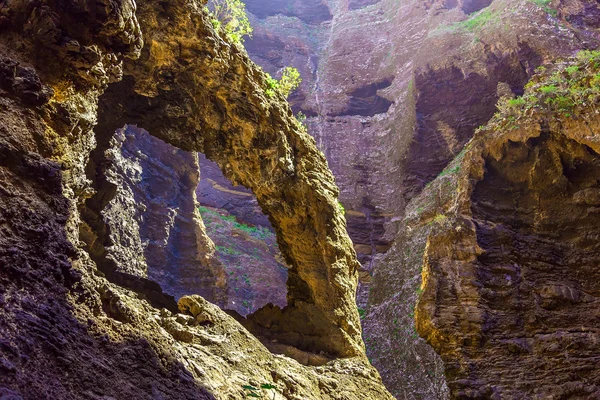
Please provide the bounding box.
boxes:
[296,111,307,123]
[576,50,600,68]
[278,66,302,97]
[358,308,366,319]
[337,201,346,215]
[485,53,600,132]
[530,0,557,17]
[263,67,302,98]
[540,85,557,94]
[508,97,527,107]
[242,383,278,398]
[565,65,579,75]
[444,8,497,33]
[206,0,253,43]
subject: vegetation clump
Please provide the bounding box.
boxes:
[454,8,496,32]
[484,50,600,132]
[431,7,499,36]
[337,201,346,215]
[278,66,302,97]
[206,0,253,43]
[530,0,558,17]
[242,383,278,399]
[199,206,272,241]
[264,67,302,98]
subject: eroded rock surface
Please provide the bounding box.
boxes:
[411,56,600,398]
[198,204,289,316]
[94,0,366,359]
[0,0,392,398]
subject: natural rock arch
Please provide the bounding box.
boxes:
[86,0,364,359]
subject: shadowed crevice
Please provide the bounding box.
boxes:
[330,77,395,117]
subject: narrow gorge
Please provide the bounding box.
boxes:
[0,0,599,399]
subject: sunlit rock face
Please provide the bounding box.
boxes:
[0,0,393,398]
[413,56,600,397]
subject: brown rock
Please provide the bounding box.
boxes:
[94,0,364,359]
[413,58,600,398]
[0,0,391,398]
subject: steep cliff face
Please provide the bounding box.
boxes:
[243,0,600,274]
[223,0,600,397]
[410,53,600,398]
[0,0,392,398]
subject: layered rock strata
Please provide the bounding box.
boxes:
[405,55,600,398]
[0,0,392,398]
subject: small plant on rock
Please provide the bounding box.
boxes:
[263,67,302,98]
[242,383,278,399]
[278,66,302,97]
[337,201,346,215]
[206,0,253,43]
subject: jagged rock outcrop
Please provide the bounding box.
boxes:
[0,0,392,398]
[405,54,600,398]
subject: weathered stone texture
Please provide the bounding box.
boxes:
[0,0,392,398]
[94,0,365,359]
[414,58,600,398]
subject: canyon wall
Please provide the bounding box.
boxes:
[0,0,392,398]
[98,126,226,304]
[237,0,600,397]
[2,0,599,398]
[413,54,600,397]
[196,154,289,316]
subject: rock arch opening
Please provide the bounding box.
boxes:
[196,154,290,316]
[75,0,365,363]
[81,111,357,364]
[80,123,290,318]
